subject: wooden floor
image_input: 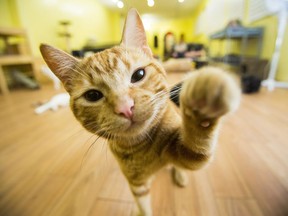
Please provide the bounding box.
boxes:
[0,72,288,216]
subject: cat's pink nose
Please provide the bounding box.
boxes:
[115,99,134,119]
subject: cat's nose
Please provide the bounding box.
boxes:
[115,98,134,119]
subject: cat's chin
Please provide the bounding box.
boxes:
[116,118,154,138]
[123,120,147,133]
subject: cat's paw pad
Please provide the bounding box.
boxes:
[181,67,241,121]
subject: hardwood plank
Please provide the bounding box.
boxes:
[173,170,201,216]
[193,170,219,216]
[208,140,252,198]
[216,198,264,216]
[89,199,134,216]
[151,169,176,216]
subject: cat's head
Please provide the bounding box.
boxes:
[40,9,168,140]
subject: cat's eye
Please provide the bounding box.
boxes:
[131,68,145,83]
[84,90,103,102]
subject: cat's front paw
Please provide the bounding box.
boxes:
[180,67,241,125]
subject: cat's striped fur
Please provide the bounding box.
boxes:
[40,9,240,216]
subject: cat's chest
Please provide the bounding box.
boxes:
[111,141,163,165]
[111,141,165,165]
[111,142,166,181]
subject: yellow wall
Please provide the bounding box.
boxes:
[143,15,195,57]
[244,14,288,81]
[0,0,122,57]
[245,17,277,58]
[0,0,14,27]
[143,1,208,59]
[0,0,20,53]
[1,0,202,59]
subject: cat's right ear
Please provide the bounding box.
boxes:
[121,8,152,57]
[40,44,79,91]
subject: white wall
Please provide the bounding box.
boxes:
[195,0,245,35]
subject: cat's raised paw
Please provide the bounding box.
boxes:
[180,67,241,120]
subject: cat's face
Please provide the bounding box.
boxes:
[40,9,169,140]
[69,46,168,139]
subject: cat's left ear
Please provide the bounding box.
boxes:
[121,8,152,57]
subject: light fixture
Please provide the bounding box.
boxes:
[117,0,124,8]
[147,0,154,7]
[178,0,184,3]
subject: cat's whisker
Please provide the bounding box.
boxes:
[142,129,153,143]
[170,91,181,97]
[170,93,181,100]
[149,87,182,106]
[79,127,110,170]
[79,136,100,171]
[103,136,110,164]
[170,86,182,92]
[83,120,118,135]
[153,90,171,99]
[101,131,114,164]
[152,112,162,126]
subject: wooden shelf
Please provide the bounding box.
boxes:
[0,27,37,95]
[0,55,34,65]
[0,27,27,37]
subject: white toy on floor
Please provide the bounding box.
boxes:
[34,93,70,114]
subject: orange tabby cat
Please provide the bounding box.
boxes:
[40,9,240,216]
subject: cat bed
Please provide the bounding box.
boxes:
[162,58,193,72]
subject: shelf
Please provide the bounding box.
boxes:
[209,26,264,65]
[0,27,27,37]
[0,55,34,65]
[210,27,264,39]
[0,27,37,95]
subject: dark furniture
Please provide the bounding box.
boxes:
[209,26,264,65]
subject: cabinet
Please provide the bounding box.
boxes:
[0,27,38,95]
[209,26,264,65]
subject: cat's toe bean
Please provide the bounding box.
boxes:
[200,121,210,127]
[181,67,241,119]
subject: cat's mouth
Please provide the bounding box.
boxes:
[132,119,149,128]
[125,119,143,131]
[122,112,157,135]
[112,116,149,136]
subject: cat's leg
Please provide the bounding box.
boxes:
[172,166,188,187]
[130,180,153,216]
[165,67,241,170]
[180,67,240,168]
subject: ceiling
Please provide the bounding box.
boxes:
[98,0,202,18]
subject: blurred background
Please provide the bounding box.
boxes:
[0,0,288,216]
[1,0,288,90]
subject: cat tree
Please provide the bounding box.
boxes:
[58,20,72,53]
